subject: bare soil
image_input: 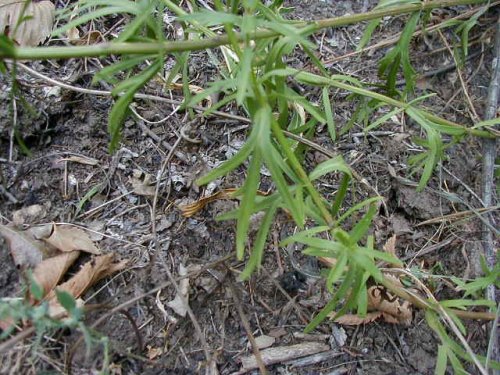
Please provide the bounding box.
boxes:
[0,1,497,374]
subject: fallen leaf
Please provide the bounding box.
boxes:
[130,170,156,197]
[0,0,55,46]
[12,204,47,225]
[32,250,81,299]
[332,311,383,325]
[167,264,189,317]
[43,224,100,254]
[45,253,128,314]
[248,335,275,350]
[383,234,397,256]
[146,345,163,360]
[367,280,412,325]
[0,224,54,268]
[329,275,412,326]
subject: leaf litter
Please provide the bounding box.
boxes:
[0,223,128,323]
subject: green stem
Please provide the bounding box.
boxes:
[1,0,486,60]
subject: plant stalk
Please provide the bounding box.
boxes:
[0,0,487,60]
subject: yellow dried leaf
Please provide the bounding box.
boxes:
[0,0,55,46]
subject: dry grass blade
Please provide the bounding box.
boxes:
[179,188,238,217]
[0,0,55,46]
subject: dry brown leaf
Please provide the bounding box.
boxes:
[43,224,100,254]
[382,234,401,267]
[318,256,337,268]
[383,234,397,256]
[367,280,412,325]
[329,274,412,326]
[166,264,189,317]
[249,335,276,350]
[146,345,163,360]
[0,0,55,46]
[70,30,104,45]
[0,224,54,268]
[130,170,156,197]
[333,311,383,325]
[12,204,47,225]
[45,254,128,311]
[32,250,81,299]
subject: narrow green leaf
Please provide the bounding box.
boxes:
[305,269,356,332]
[280,226,330,246]
[436,345,448,375]
[196,138,255,185]
[350,204,378,244]
[236,46,254,105]
[240,200,279,280]
[322,87,336,141]
[309,155,351,181]
[108,59,161,152]
[236,150,262,259]
[326,253,347,292]
[331,174,350,218]
[358,18,380,50]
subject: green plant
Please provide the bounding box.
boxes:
[0,278,109,372]
[1,0,499,373]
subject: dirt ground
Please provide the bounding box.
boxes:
[0,1,498,374]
